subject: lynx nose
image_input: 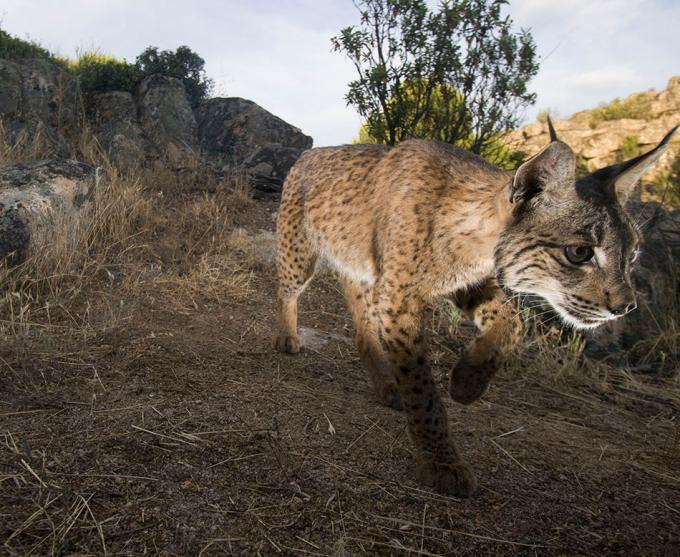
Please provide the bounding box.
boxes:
[609,302,637,316]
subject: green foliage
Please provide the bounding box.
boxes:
[650,151,680,208]
[135,46,213,107]
[333,0,539,153]
[69,52,141,95]
[575,154,591,178]
[352,79,527,169]
[493,145,527,171]
[589,94,653,127]
[0,28,54,60]
[620,135,641,160]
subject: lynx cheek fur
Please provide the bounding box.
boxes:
[274,120,678,497]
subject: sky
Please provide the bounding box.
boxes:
[1,0,678,146]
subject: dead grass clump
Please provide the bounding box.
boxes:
[156,191,255,306]
[0,164,155,334]
[0,121,60,164]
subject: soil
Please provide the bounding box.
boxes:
[1,194,678,556]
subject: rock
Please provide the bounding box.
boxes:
[0,159,99,261]
[138,74,198,166]
[196,97,312,195]
[90,91,148,168]
[0,59,81,158]
[506,76,680,180]
[243,145,308,198]
[0,60,314,196]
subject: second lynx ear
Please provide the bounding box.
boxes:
[510,141,576,205]
[581,124,679,204]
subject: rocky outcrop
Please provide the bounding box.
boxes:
[0,159,99,260]
[0,59,81,158]
[90,91,147,168]
[197,97,312,159]
[196,97,313,195]
[0,58,313,191]
[137,75,198,165]
[507,76,680,180]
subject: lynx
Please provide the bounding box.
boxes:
[274,120,677,497]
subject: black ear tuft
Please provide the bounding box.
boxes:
[547,115,558,142]
[585,124,679,203]
[511,141,576,205]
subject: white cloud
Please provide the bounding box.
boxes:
[510,0,680,122]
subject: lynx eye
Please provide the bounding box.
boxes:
[564,245,594,265]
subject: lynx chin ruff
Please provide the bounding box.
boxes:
[274,120,678,497]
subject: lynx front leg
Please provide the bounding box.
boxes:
[375,285,477,497]
[449,281,521,404]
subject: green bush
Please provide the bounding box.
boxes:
[620,135,641,159]
[69,52,141,95]
[590,94,653,127]
[135,46,213,107]
[0,28,54,60]
[575,155,591,178]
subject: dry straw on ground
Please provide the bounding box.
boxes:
[0,137,678,555]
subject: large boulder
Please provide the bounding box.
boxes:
[90,91,148,168]
[0,59,81,158]
[196,97,312,196]
[138,74,198,165]
[0,159,98,261]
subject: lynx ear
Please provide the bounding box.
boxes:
[587,125,679,203]
[547,115,559,142]
[510,141,576,205]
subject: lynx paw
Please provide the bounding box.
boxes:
[448,356,496,405]
[274,334,300,354]
[416,459,478,497]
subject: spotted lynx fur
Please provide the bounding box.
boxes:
[274,120,677,497]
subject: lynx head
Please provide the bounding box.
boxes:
[495,119,678,329]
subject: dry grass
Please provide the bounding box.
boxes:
[0,121,58,164]
[1,140,679,554]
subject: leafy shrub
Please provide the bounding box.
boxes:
[135,46,213,107]
[0,28,54,60]
[575,155,591,178]
[590,94,654,127]
[69,52,141,95]
[650,151,680,207]
[620,135,641,159]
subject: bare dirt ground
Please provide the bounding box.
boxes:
[1,188,679,556]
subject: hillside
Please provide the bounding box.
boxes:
[507,76,680,182]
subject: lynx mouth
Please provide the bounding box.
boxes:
[549,302,612,330]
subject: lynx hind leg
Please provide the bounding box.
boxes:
[448,281,521,405]
[274,190,318,354]
[340,276,401,410]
